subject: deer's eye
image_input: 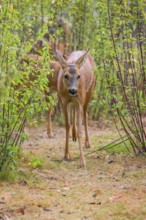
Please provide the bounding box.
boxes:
[64,74,69,80]
[77,75,81,80]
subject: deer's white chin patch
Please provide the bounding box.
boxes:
[69,93,77,97]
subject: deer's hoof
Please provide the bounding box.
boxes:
[47,133,54,139]
[72,127,77,142]
[64,153,72,161]
[85,141,91,149]
[47,130,54,138]
[72,135,77,142]
[79,158,86,168]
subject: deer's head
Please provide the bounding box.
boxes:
[55,49,89,96]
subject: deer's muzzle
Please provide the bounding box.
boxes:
[69,88,77,96]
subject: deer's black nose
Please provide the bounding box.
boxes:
[69,88,77,96]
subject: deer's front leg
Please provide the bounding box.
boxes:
[64,104,71,160]
[77,105,86,168]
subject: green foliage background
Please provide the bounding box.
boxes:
[0,0,146,172]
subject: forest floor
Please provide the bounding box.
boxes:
[0,120,146,220]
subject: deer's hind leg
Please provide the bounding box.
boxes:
[46,107,53,138]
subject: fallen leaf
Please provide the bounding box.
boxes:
[94,189,102,194]
[62,187,70,191]
[43,208,52,212]
[0,200,5,204]
[109,193,123,201]
[89,202,96,205]
[92,194,97,198]
[89,201,102,205]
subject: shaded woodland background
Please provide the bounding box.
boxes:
[0,0,146,175]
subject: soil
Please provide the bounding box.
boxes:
[0,122,146,220]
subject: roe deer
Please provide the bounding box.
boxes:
[55,49,96,167]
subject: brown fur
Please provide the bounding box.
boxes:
[55,50,96,167]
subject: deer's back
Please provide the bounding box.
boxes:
[20,54,60,93]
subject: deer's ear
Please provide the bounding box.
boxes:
[54,49,68,68]
[75,48,90,69]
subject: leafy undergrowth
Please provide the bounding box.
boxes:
[0,123,146,220]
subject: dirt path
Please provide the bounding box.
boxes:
[0,124,146,220]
